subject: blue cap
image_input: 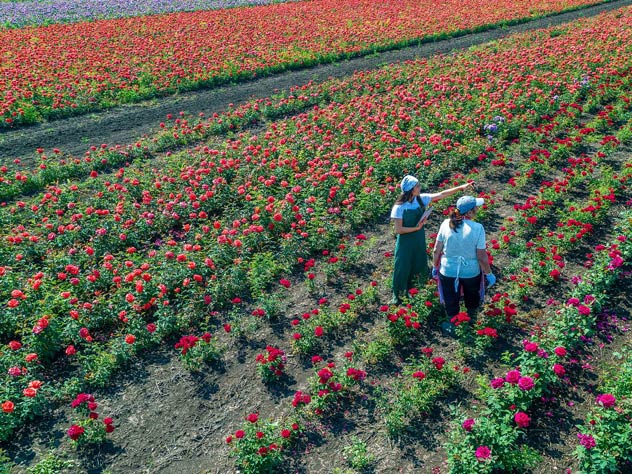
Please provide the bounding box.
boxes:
[456,196,484,214]
[400,175,419,192]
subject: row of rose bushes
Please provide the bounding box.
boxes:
[0,0,610,127]
[245,49,632,469]
[444,209,632,471]
[574,347,632,472]
[222,100,632,472]
[218,67,632,469]
[2,5,630,200]
[2,6,632,448]
[228,200,631,473]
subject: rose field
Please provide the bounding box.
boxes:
[1,1,632,473]
[0,0,611,128]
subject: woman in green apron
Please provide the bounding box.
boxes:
[390,175,473,305]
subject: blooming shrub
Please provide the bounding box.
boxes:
[67,393,115,446]
[226,413,300,474]
[574,349,632,472]
[255,345,287,383]
[174,333,223,371]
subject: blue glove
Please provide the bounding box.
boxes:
[485,273,496,287]
[431,267,438,280]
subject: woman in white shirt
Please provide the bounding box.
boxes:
[390,175,473,305]
[432,196,496,332]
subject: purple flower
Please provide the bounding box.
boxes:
[490,377,505,389]
[0,0,296,28]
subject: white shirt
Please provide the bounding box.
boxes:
[435,219,486,278]
[390,194,432,219]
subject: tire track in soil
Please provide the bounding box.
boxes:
[1,0,632,164]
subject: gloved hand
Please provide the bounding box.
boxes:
[431,267,438,280]
[485,273,497,287]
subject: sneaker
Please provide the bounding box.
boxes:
[388,297,402,305]
[440,321,456,336]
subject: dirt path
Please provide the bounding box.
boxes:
[1,0,631,163]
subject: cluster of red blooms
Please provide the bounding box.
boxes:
[255,345,287,378]
[174,332,212,355]
[68,393,114,440]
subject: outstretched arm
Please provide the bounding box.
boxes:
[427,182,474,203]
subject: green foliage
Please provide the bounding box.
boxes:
[247,251,291,298]
[574,349,632,473]
[0,449,12,474]
[381,357,461,436]
[357,333,392,366]
[80,349,119,389]
[342,436,376,471]
[27,451,76,474]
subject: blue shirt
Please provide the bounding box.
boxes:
[435,219,486,278]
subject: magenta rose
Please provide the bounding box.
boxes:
[505,369,521,384]
[523,340,538,352]
[67,424,85,441]
[596,393,616,408]
[490,378,505,389]
[578,433,596,449]
[514,412,530,428]
[462,418,475,432]
[554,346,567,357]
[518,376,534,391]
[475,445,491,460]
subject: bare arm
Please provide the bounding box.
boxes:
[432,240,444,269]
[476,248,492,275]
[393,217,425,235]
[427,182,474,203]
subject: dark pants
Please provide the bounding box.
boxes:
[439,273,482,318]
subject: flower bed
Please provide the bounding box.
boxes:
[2,7,632,471]
[0,0,609,127]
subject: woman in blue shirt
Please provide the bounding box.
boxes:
[432,195,496,332]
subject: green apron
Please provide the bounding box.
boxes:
[392,199,428,302]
